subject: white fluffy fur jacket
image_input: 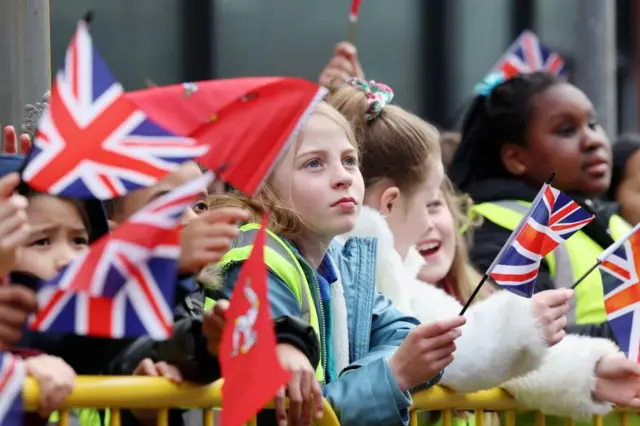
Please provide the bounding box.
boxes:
[339,206,620,418]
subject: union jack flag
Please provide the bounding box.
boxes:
[488,184,594,297]
[0,352,25,426]
[489,30,567,79]
[29,172,214,340]
[599,223,640,361]
[21,18,209,200]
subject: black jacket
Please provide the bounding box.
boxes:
[112,279,320,426]
[465,177,618,340]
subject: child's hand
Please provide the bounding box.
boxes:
[389,316,466,392]
[274,343,324,426]
[0,172,30,277]
[132,359,183,424]
[25,355,76,418]
[0,284,38,350]
[178,207,249,274]
[2,125,32,155]
[531,289,573,346]
[593,352,640,407]
[318,42,365,91]
[133,358,182,382]
[202,299,228,356]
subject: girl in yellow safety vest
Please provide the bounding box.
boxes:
[450,71,625,339]
[448,71,640,425]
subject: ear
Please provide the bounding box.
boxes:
[379,186,400,215]
[500,143,529,177]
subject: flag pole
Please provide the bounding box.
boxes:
[347,0,362,45]
[459,274,489,315]
[459,171,556,316]
[570,261,601,289]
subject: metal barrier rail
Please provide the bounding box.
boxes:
[22,377,640,426]
[23,376,341,426]
[410,386,640,426]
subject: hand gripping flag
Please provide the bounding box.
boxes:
[21,17,208,199]
[219,215,290,426]
[0,352,25,426]
[29,172,213,339]
[598,222,640,361]
[126,77,327,195]
[487,184,594,297]
[488,30,568,79]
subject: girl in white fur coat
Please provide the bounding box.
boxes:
[327,78,640,419]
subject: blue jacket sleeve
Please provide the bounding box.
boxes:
[323,357,412,426]
[220,263,301,320]
[322,291,439,426]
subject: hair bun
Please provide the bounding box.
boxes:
[344,78,394,120]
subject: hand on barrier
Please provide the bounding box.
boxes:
[2,125,32,155]
[26,355,76,418]
[203,299,228,356]
[593,352,640,408]
[274,343,324,426]
[0,284,38,350]
[132,358,183,423]
[389,316,466,392]
[178,207,249,274]
[318,42,365,92]
[0,172,30,277]
[530,289,573,346]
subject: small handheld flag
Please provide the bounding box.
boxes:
[29,172,213,339]
[22,16,208,199]
[0,352,25,426]
[460,173,593,314]
[219,215,290,426]
[595,222,640,361]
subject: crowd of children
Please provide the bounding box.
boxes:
[1,39,640,426]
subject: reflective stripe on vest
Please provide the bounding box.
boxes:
[214,223,324,382]
[472,201,631,325]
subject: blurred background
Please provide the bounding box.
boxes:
[0,0,634,138]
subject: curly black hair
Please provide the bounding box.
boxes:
[449,72,561,190]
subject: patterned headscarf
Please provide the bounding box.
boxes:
[344,78,394,120]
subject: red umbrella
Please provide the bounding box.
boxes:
[126,77,327,195]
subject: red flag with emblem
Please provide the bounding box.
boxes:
[219,214,290,426]
[125,78,327,195]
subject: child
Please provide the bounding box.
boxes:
[210,101,465,426]
[450,71,625,339]
[329,77,640,418]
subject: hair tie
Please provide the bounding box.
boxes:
[474,72,507,97]
[344,78,394,120]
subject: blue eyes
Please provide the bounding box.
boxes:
[304,158,357,168]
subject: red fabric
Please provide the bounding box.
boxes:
[219,215,290,426]
[126,77,325,195]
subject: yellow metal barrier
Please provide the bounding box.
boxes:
[21,378,640,426]
[410,386,640,426]
[22,376,341,426]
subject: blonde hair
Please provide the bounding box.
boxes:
[440,177,494,303]
[328,85,441,194]
[209,101,359,242]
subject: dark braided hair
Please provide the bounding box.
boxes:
[449,72,560,190]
